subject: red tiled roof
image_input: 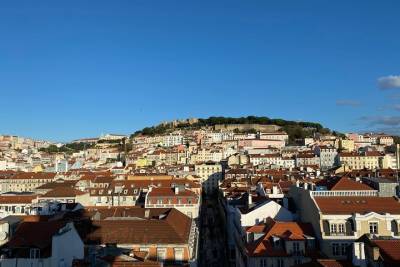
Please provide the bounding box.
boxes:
[112,179,200,189]
[314,197,400,215]
[9,172,56,180]
[373,239,400,263]
[85,209,191,245]
[147,187,198,197]
[42,187,86,198]
[0,195,37,204]
[246,218,314,257]
[36,180,77,190]
[4,220,66,257]
[316,176,374,191]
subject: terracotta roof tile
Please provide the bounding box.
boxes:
[246,218,314,257]
[42,187,86,198]
[314,196,400,215]
[316,176,374,191]
[0,195,37,204]
[373,239,400,263]
[147,187,198,197]
[85,208,191,245]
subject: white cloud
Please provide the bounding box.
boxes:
[378,75,400,89]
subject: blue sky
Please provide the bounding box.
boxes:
[1,1,400,141]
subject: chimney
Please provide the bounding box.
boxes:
[248,192,252,205]
[296,180,300,187]
[304,182,308,190]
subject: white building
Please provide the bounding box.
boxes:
[162,134,183,147]
[315,146,338,169]
[234,199,294,227]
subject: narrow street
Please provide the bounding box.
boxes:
[198,194,228,267]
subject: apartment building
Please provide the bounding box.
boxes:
[241,218,316,267]
[295,153,320,168]
[339,139,355,152]
[0,195,37,218]
[378,135,394,146]
[194,162,223,194]
[85,208,198,266]
[249,154,282,167]
[258,132,289,144]
[314,146,338,169]
[161,134,183,147]
[0,172,56,193]
[290,177,400,260]
[145,186,200,218]
[338,151,383,170]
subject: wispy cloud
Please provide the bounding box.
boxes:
[392,104,400,111]
[377,104,400,112]
[360,115,400,126]
[362,126,400,135]
[378,75,400,90]
[336,99,361,107]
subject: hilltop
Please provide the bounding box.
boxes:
[131,116,343,144]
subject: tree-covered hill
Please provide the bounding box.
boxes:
[131,116,341,144]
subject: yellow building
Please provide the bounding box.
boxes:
[339,139,355,152]
[127,174,174,181]
[290,179,400,260]
[338,151,382,170]
[134,157,150,167]
[32,165,44,173]
[316,196,400,259]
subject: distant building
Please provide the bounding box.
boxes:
[194,162,222,194]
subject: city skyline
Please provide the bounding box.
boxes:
[1,1,400,141]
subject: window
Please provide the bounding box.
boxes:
[338,224,345,233]
[340,243,348,256]
[332,243,340,256]
[139,247,149,253]
[292,242,300,253]
[332,243,348,256]
[369,222,378,234]
[259,259,267,267]
[157,248,166,261]
[277,259,284,267]
[174,248,184,262]
[30,248,40,259]
[330,223,337,233]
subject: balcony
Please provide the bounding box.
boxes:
[311,190,378,197]
[326,232,350,236]
[323,231,355,239]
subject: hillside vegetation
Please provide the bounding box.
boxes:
[131,116,341,144]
